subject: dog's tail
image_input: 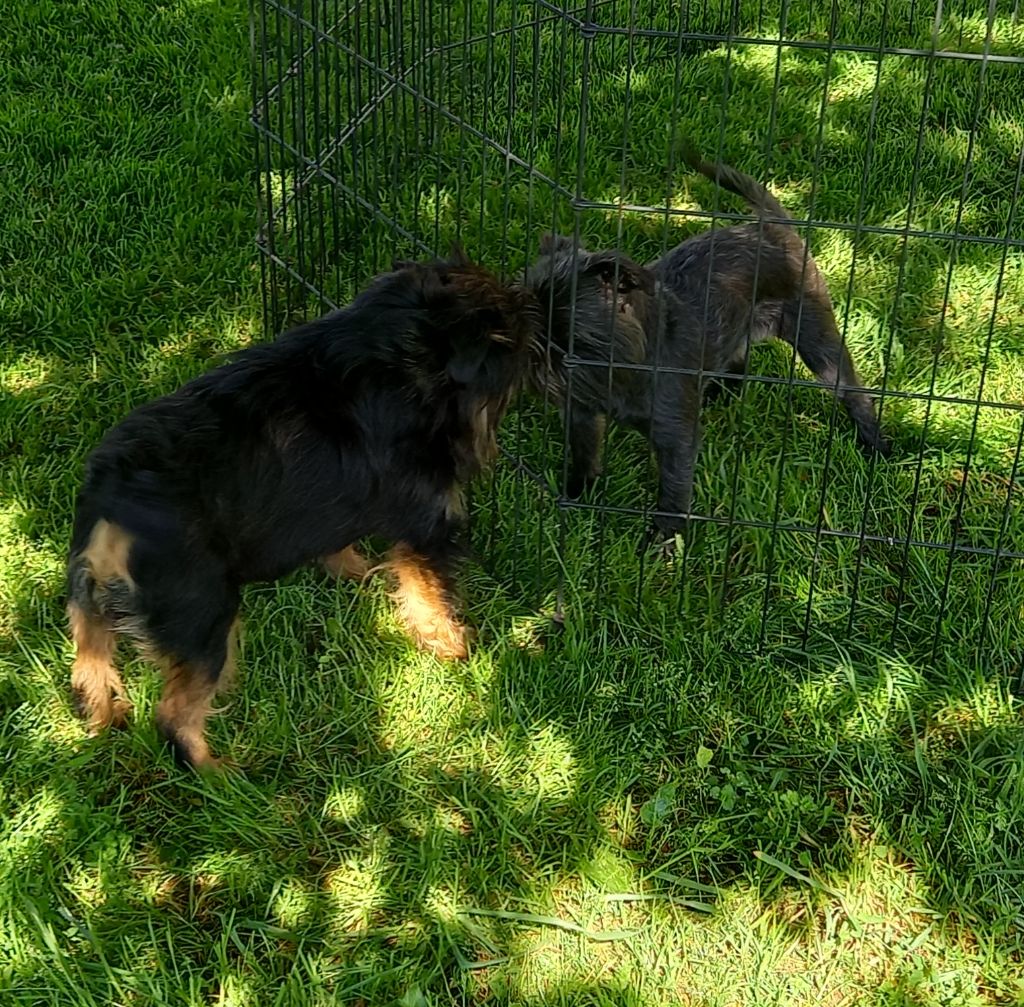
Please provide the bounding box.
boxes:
[678,139,796,244]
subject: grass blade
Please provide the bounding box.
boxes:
[458,907,637,941]
[754,850,844,899]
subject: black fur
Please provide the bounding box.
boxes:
[67,250,537,768]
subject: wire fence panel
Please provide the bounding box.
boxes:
[252,0,1024,683]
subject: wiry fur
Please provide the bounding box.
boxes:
[526,240,704,542]
[654,141,889,455]
[525,146,888,547]
[67,250,537,769]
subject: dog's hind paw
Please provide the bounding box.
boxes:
[641,528,687,562]
[416,620,475,661]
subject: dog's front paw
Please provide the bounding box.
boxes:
[641,526,686,561]
[205,755,245,777]
[322,545,372,580]
[108,695,134,731]
[566,472,599,500]
[73,689,135,736]
[565,477,585,500]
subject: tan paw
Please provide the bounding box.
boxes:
[108,696,134,731]
[77,693,133,736]
[417,621,474,660]
[322,545,371,581]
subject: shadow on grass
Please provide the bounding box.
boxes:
[3,542,1023,1003]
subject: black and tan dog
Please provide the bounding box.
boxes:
[526,145,888,546]
[67,250,537,769]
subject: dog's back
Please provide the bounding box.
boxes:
[655,142,834,345]
[651,142,889,456]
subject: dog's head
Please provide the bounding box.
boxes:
[374,247,539,472]
[524,234,658,381]
[386,246,537,392]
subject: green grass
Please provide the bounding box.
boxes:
[3,1,1024,1004]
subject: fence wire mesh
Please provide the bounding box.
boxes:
[252,0,1024,681]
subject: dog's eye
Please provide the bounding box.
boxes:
[597,266,633,294]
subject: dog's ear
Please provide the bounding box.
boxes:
[446,331,494,385]
[539,232,575,256]
[448,242,471,267]
[445,304,511,384]
[393,246,469,272]
[417,265,511,385]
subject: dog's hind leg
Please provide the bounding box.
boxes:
[155,614,239,771]
[781,298,890,457]
[387,543,470,660]
[68,518,136,733]
[69,602,132,733]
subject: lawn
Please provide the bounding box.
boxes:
[2,1,1024,1005]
